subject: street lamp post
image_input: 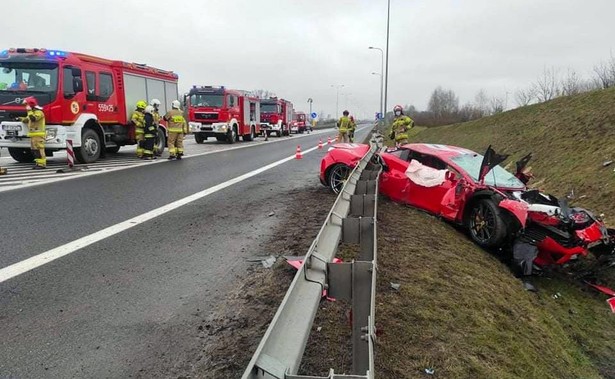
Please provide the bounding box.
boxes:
[307,98,313,119]
[331,84,344,119]
[384,0,391,123]
[368,47,384,120]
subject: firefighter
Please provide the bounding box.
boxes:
[131,100,147,157]
[348,115,357,143]
[337,110,351,143]
[150,99,162,156]
[163,100,188,160]
[18,96,46,169]
[142,105,157,160]
[391,105,414,146]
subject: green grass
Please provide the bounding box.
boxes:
[375,88,615,378]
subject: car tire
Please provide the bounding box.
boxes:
[8,148,34,163]
[195,134,206,144]
[327,164,352,194]
[75,129,101,164]
[467,198,509,248]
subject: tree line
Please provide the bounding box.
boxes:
[399,53,615,127]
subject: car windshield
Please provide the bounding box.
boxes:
[190,94,224,107]
[0,62,58,94]
[451,153,525,188]
[261,103,278,113]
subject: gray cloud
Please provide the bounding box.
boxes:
[3,0,614,119]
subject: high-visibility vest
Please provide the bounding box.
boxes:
[23,109,46,137]
[338,116,351,132]
[164,109,187,133]
[131,110,145,133]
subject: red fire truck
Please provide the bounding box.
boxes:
[290,111,307,134]
[0,48,179,163]
[259,97,293,137]
[186,86,260,144]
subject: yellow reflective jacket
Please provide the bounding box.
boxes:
[153,110,161,125]
[21,109,46,138]
[338,116,351,132]
[392,115,414,142]
[164,109,187,133]
[131,110,145,133]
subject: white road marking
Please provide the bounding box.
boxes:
[0,145,321,283]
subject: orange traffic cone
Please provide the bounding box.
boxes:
[295,145,303,160]
[327,136,332,145]
[318,139,323,149]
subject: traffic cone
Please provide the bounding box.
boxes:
[295,145,303,160]
[318,139,323,149]
[327,136,332,145]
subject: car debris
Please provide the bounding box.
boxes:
[523,281,538,292]
[268,211,276,217]
[552,292,562,299]
[607,298,615,313]
[424,368,435,375]
[390,282,401,291]
[602,160,613,167]
[261,255,276,268]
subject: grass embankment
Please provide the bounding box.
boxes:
[376,88,615,378]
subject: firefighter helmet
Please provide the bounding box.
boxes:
[144,105,154,114]
[393,105,403,112]
[343,110,349,116]
[171,100,181,109]
[150,99,161,108]
[136,100,147,110]
[23,96,38,108]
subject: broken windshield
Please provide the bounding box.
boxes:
[451,153,525,188]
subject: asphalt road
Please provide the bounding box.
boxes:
[0,125,373,378]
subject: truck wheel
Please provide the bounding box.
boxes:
[195,134,206,144]
[105,145,121,154]
[156,128,166,155]
[227,125,238,144]
[8,148,34,163]
[75,129,101,164]
[243,126,255,142]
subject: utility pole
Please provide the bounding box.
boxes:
[383,0,391,124]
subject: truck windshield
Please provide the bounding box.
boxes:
[0,63,58,93]
[298,114,306,121]
[451,153,525,189]
[190,94,224,107]
[261,103,279,113]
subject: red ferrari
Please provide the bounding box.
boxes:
[320,143,615,274]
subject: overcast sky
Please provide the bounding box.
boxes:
[3,0,614,119]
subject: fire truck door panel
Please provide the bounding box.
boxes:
[123,74,147,122]
[241,97,250,127]
[165,82,179,112]
[62,66,86,122]
[146,79,166,114]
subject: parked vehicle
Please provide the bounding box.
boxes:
[259,97,292,137]
[320,142,615,273]
[0,48,179,163]
[186,86,260,144]
[290,111,307,134]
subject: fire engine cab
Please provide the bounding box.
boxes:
[187,86,260,144]
[290,111,307,134]
[259,97,293,137]
[0,48,179,163]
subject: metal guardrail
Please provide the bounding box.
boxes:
[243,134,383,379]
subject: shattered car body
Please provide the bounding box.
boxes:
[320,142,615,273]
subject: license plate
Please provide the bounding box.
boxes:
[3,125,21,131]
[6,130,18,137]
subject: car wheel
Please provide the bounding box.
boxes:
[75,129,101,164]
[328,164,352,194]
[468,198,509,248]
[8,148,34,163]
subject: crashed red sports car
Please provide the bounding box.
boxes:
[320,143,615,274]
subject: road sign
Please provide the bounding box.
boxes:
[375,112,382,120]
[311,112,317,119]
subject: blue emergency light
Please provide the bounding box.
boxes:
[47,50,67,57]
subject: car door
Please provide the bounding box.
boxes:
[402,153,456,214]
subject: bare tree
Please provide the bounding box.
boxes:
[489,96,505,114]
[514,87,536,107]
[474,89,489,117]
[560,69,583,96]
[251,89,275,99]
[428,86,459,123]
[533,66,559,102]
[592,61,613,89]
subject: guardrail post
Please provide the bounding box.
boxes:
[352,261,373,375]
